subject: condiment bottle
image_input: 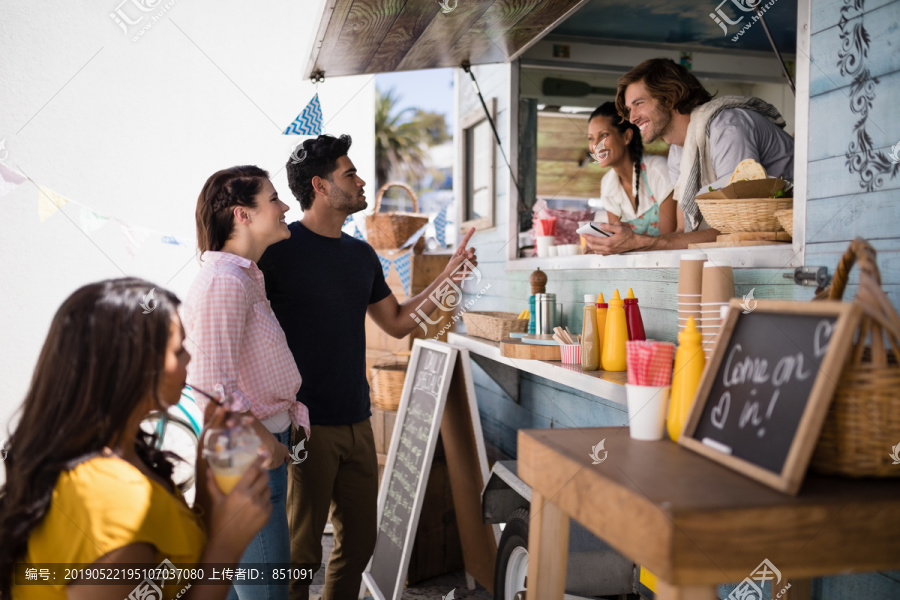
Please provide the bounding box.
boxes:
[595,293,608,356]
[667,316,705,442]
[529,268,547,335]
[601,289,628,372]
[624,288,646,341]
[581,294,601,371]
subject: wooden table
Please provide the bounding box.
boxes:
[518,426,900,600]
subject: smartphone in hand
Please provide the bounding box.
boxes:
[576,222,612,238]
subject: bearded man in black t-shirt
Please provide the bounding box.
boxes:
[258,134,477,600]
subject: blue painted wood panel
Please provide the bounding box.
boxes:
[809,1,900,95]
[807,69,900,162]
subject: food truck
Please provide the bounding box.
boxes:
[306,0,900,598]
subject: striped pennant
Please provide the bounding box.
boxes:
[378,254,391,279]
[284,93,323,135]
[395,251,412,297]
[434,206,448,247]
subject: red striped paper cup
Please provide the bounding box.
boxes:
[560,343,581,365]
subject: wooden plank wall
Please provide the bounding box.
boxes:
[536,113,605,199]
[806,0,900,310]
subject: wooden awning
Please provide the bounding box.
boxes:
[306,0,590,78]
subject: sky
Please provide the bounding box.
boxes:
[375,68,455,128]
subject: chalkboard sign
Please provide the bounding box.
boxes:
[364,340,456,600]
[680,299,860,495]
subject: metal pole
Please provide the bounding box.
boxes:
[754,6,795,95]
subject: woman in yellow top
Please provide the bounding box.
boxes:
[0,278,272,600]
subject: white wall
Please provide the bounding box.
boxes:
[0,0,375,467]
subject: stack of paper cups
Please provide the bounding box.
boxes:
[677,254,705,332]
[700,262,734,359]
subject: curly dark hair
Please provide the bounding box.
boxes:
[615,58,713,120]
[0,278,182,598]
[195,165,270,253]
[286,134,352,211]
[590,102,645,203]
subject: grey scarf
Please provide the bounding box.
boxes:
[675,96,787,231]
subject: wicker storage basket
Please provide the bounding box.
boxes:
[371,353,410,411]
[810,238,900,477]
[694,198,792,232]
[462,311,528,342]
[366,182,429,252]
[774,208,793,238]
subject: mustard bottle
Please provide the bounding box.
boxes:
[595,293,607,357]
[581,294,601,371]
[601,289,628,372]
[667,316,706,442]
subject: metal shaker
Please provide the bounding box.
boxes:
[539,293,557,334]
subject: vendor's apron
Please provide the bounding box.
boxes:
[623,164,661,236]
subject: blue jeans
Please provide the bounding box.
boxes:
[227,427,290,600]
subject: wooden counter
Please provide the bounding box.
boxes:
[518,426,900,600]
[447,332,626,405]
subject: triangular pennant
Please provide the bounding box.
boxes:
[284,93,323,135]
[0,163,27,197]
[434,206,448,247]
[394,251,412,297]
[342,215,354,229]
[378,254,392,279]
[120,223,151,258]
[400,222,429,250]
[353,224,365,241]
[37,186,69,222]
[78,206,109,235]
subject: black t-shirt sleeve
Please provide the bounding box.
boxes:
[368,246,392,305]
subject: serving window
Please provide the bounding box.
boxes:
[506,27,808,271]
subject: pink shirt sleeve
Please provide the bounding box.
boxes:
[185,274,252,414]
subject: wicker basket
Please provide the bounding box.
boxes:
[462,311,528,342]
[774,209,793,238]
[371,354,409,411]
[810,239,900,477]
[695,198,792,232]
[366,182,429,252]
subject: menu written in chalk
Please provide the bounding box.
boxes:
[368,346,448,600]
[691,311,838,474]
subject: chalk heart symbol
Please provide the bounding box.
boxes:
[814,320,835,358]
[711,393,730,430]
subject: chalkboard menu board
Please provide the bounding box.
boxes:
[365,340,455,600]
[680,299,860,495]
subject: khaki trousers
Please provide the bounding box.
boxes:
[288,420,378,600]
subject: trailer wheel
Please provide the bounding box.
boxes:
[494,507,530,600]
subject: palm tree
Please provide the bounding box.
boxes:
[374,87,448,189]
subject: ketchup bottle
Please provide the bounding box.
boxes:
[624,288,646,341]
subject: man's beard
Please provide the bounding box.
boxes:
[328,185,363,211]
[642,105,672,144]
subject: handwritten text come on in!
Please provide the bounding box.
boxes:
[709,319,833,438]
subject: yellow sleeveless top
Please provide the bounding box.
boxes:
[11,455,206,599]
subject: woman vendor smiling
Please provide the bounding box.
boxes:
[588,102,676,235]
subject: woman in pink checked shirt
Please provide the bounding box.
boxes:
[183,165,310,600]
